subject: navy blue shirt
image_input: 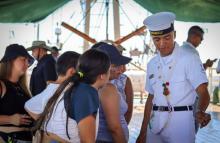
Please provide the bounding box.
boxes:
[65,83,99,123]
[30,54,57,96]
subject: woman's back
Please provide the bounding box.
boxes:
[97,83,129,142]
[45,90,80,143]
[47,82,100,142]
[26,83,80,142]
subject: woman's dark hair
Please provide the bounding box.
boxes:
[56,51,80,76]
[0,59,31,98]
[33,49,110,139]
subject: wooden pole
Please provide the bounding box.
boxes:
[84,0,91,51]
[61,22,97,44]
[113,0,120,40]
[114,26,146,45]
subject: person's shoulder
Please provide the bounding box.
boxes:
[35,83,59,98]
[120,73,127,78]
[147,54,159,67]
[45,83,60,91]
[177,47,202,70]
[103,82,116,90]
[78,83,96,92]
[179,42,198,55]
[74,83,98,98]
[179,46,199,59]
[146,55,159,74]
[43,54,56,63]
[100,83,117,95]
[99,83,119,101]
[180,42,192,49]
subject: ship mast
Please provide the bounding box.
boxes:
[83,0,91,51]
[113,0,120,40]
[105,0,109,40]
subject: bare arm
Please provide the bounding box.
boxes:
[25,108,40,120]
[100,83,127,143]
[196,83,211,128]
[78,115,96,143]
[0,115,12,124]
[136,94,153,143]
[0,114,32,126]
[124,77,134,124]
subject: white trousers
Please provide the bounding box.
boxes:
[146,111,195,143]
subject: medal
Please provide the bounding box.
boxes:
[162,82,170,96]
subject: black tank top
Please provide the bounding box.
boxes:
[0,79,32,141]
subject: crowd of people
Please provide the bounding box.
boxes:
[0,11,217,143]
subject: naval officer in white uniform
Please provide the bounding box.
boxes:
[136,12,211,143]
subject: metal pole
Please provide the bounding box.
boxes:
[37,23,40,40]
[113,0,120,40]
[84,0,91,51]
[105,0,109,40]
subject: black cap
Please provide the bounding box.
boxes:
[51,46,60,53]
[1,44,34,65]
[91,42,131,66]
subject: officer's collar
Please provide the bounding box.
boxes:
[159,42,179,65]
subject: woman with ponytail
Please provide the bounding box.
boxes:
[26,49,110,143]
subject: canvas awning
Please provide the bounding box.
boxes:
[0,0,220,23]
[134,0,220,22]
[0,0,70,23]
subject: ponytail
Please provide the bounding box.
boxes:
[32,72,81,135]
[33,49,110,140]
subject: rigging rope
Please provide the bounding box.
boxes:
[116,0,155,54]
[63,0,97,46]
[93,1,105,37]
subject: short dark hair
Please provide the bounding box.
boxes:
[56,51,80,76]
[188,25,204,37]
[51,46,59,52]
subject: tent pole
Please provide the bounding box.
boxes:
[105,0,109,40]
[83,0,91,51]
[113,0,120,40]
[37,23,40,40]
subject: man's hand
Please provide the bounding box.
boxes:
[196,111,211,128]
[205,59,214,68]
[205,58,217,69]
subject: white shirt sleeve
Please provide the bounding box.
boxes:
[145,63,154,95]
[185,54,208,89]
[216,59,220,73]
[25,84,59,114]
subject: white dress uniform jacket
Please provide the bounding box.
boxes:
[145,43,208,143]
